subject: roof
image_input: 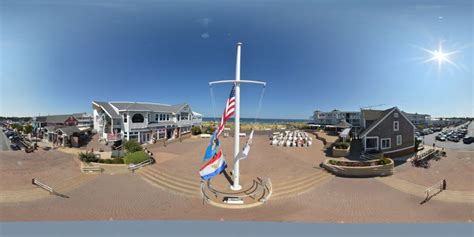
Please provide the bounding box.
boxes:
[334,120,352,128]
[359,107,397,137]
[362,110,384,121]
[109,102,189,114]
[56,126,81,136]
[35,114,75,124]
[92,101,121,119]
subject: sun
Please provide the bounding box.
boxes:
[420,41,459,70]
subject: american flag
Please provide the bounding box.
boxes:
[215,85,236,138]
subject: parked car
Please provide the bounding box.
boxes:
[463,136,474,144]
[436,135,446,141]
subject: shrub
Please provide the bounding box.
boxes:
[112,158,124,164]
[334,142,350,149]
[379,157,391,165]
[123,140,142,153]
[78,151,98,163]
[204,126,216,134]
[191,126,202,135]
[124,151,150,164]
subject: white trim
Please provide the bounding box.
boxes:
[365,136,379,150]
[381,138,391,150]
[384,145,414,154]
[396,135,402,146]
[394,121,399,131]
[360,107,397,138]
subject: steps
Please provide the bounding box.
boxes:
[138,168,201,198]
[138,167,334,201]
[272,171,333,200]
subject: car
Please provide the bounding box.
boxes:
[436,135,446,141]
[10,144,20,151]
[463,136,474,144]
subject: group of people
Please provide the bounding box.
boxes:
[270,130,313,147]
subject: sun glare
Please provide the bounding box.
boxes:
[420,41,459,70]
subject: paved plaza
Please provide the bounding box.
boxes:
[0,133,473,222]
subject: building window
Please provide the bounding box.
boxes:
[166,114,169,120]
[393,121,399,131]
[123,113,127,123]
[159,114,163,121]
[381,138,391,149]
[132,113,144,123]
[397,135,402,146]
[394,112,399,118]
[155,114,159,121]
[365,137,378,150]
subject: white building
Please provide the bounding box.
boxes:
[402,112,431,126]
[92,101,202,144]
[312,110,362,128]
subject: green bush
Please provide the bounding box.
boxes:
[191,126,202,135]
[112,158,124,164]
[78,151,98,163]
[124,151,150,164]
[123,140,142,153]
[334,142,350,149]
[103,159,112,164]
[204,126,216,134]
[379,157,392,165]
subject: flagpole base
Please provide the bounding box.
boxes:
[230,184,242,191]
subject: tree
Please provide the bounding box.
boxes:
[23,124,33,134]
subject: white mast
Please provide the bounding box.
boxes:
[208,42,265,192]
[231,42,242,190]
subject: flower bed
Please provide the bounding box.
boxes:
[332,142,350,157]
[322,158,394,177]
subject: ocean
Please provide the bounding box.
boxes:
[202,117,309,124]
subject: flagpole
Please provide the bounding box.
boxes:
[231,42,242,191]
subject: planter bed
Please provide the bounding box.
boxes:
[322,158,394,177]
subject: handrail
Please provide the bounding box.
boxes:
[32,178,54,193]
[128,158,153,172]
[423,179,446,202]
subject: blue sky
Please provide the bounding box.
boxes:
[0,0,472,119]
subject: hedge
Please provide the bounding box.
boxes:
[124,151,150,165]
[123,140,143,153]
[78,151,98,163]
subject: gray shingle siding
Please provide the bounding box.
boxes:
[366,109,415,153]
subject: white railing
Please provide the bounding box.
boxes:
[128,159,153,172]
[424,179,446,202]
[32,178,54,193]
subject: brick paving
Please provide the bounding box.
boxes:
[0,134,472,222]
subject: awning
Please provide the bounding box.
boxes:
[339,128,351,138]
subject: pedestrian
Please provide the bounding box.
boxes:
[442,179,447,190]
[433,142,435,148]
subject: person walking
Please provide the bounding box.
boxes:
[433,142,436,148]
[442,179,447,190]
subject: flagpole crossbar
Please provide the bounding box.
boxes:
[209,80,266,87]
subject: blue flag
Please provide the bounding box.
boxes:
[202,131,219,162]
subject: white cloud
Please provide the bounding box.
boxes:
[198,17,212,28]
[201,32,210,39]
